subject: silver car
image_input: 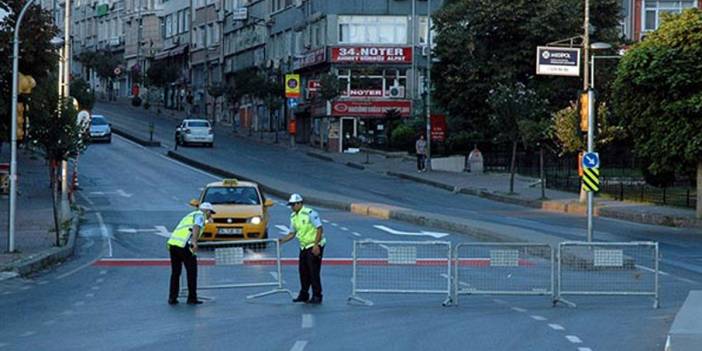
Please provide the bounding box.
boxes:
[89,115,112,143]
[175,119,214,147]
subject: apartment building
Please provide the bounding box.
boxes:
[624,0,701,40]
[123,0,162,94]
[153,0,190,110]
[189,0,224,118]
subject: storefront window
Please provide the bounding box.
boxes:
[337,68,408,98]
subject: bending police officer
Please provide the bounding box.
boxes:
[167,202,216,305]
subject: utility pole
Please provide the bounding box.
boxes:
[60,0,72,214]
[583,0,594,242]
[425,0,432,171]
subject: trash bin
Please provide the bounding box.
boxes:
[467,145,484,173]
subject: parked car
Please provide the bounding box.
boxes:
[89,115,112,143]
[175,119,213,147]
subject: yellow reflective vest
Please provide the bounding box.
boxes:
[167,210,204,249]
[291,207,325,250]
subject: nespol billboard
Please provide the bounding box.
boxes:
[536,46,581,77]
[331,46,412,64]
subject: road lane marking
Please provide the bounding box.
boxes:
[302,314,314,328]
[74,301,85,306]
[635,264,669,276]
[351,232,361,237]
[96,278,104,283]
[290,340,307,351]
[578,348,592,351]
[511,307,527,313]
[373,224,449,238]
[100,270,107,275]
[78,191,95,206]
[276,225,290,234]
[95,212,111,257]
[42,320,56,326]
[85,293,95,298]
[548,324,565,331]
[19,331,35,337]
[322,220,329,223]
[340,227,348,231]
[493,299,507,304]
[565,335,582,344]
[0,272,18,281]
[0,342,8,348]
[530,315,547,321]
[37,281,49,285]
[155,153,220,180]
[91,286,100,290]
[330,223,338,227]
[154,226,171,238]
[20,286,30,291]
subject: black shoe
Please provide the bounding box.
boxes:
[308,296,322,304]
[186,299,204,305]
[168,299,179,305]
[292,295,309,303]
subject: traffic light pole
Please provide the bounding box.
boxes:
[587,88,595,242]
[8,0,38,253]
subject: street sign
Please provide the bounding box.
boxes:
[582,152,600,169]
[287,98,298,108]
[285,74,300,98]
[113,67,121,76]
[231,7,247,21]
[536,46,581,77]
[582,167,600,192]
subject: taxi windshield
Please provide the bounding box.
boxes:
[203,186,260,205]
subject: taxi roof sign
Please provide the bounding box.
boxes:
[222,178,238,186]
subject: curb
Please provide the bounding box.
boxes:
[387,171,457,192]
[345,162,365,170]
[305,151,334,162]
[112,127,161,147]
[0,209,81,277]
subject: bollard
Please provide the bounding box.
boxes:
[149,122,155,142]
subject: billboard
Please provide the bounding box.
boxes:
[331,46,412,64]
[536,46,581,77]
[285,74,301,98]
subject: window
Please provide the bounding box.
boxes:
[165,14,173,37]
[206,24,213,47]
[337,69,408,97]
[213,23,220,44]
[643,0,696,32]
[338,16,407,44]
[272,0,293,12]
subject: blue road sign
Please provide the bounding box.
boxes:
[288,98,298,108]
[582,152,600,169]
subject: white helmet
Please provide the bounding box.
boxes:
[199,202,216,213]
[288,193,303,205]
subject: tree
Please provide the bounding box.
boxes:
[147,63,179,88]
[0,0,59,143]
[318,72,341,150]
[487,82,547,194]
[28,73,89,245]
[70,78,95,111]
[432,0,621,140]
[612,9,702,218]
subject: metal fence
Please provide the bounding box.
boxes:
[181,239,293,301]
[348,240,452,306]
[556,241,659,308]
[452,243,555,305]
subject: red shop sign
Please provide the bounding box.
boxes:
[332,100,411,118]
[331,46,413,64]
[430,114,447,142]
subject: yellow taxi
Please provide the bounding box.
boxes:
[190,179,274,241]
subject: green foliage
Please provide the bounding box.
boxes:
[391,123,416,152]
[612,8,702,178]
[487,82,547,144]
[432,0,621,138]
[70,78,95,111]
[76,50,122,79]
[550,101,625,155]
[147,63,179,88]
[226,67,283,111]
[28,73,89,162]
[447,130,480,154]
[319,72,341,102]
[0,0,60,141]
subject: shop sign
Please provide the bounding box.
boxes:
[331,100,411,118]
[536,46,581,77]
[343,89,384,97]
[308,80,320,91]
[430,114,447,142]
[285,74,301,98]
[331,46,412,64]
[293,47,327,70]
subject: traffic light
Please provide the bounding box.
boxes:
[579,91,589,132]
[16,102,25,141]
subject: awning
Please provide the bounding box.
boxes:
[154,44,188,61]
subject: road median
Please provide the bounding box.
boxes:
[112,127,161,147]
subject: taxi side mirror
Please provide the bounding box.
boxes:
[264,199,274,207]
[189,199,200,207]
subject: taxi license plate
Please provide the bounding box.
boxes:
[218,228,242,235]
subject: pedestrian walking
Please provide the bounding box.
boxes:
[416,134,427,172]
[166,202,216,305]
[278,194,326,304]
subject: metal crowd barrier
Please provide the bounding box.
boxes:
[348,240,452,306]
[180,239,293,301]
[452,243,555,305]
[555,241,659,308]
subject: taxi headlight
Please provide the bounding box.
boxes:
[249,216,262,225]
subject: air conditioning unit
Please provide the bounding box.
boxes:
[421,46,429,56]
[387,86,405,98]
[273,59,280,69]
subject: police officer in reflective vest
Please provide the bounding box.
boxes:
[279,194,326,304]
[167,202,215,305]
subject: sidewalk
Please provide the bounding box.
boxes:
[0,147,80,277]
[101,97,701,229]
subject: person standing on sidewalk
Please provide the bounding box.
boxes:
[416,134,427,172]
[166,202,216,305]
[278,193,326,304]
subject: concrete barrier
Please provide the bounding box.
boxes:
[112,127,161,147]
[430,155,465,173]
[666,290,702,351]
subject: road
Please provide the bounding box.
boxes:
[0,105,699,350]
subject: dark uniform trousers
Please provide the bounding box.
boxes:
[298,245,324,299]
[169,245,198,301]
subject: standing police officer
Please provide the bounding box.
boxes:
[167,202,216,305]
[279,194,326,304]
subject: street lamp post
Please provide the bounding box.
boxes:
[425,0,432,171]
[8,0,39,252]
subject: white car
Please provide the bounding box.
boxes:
[175,119,214,147]
[89,115,112,143]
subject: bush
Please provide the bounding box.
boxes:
[391,124,416,152]
[447,131,478,154]
[131,96,142,107]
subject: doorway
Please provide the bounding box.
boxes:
[340,117,357,152]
